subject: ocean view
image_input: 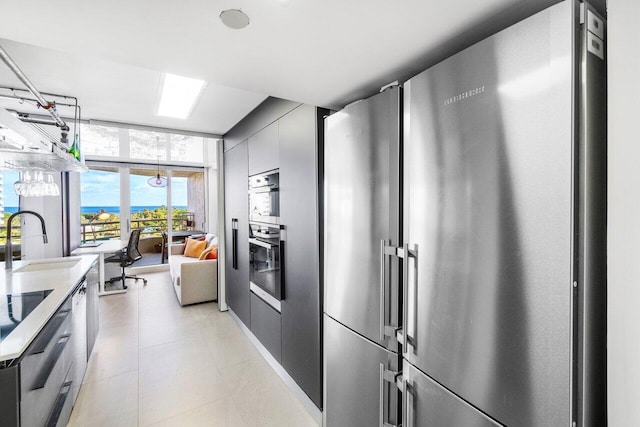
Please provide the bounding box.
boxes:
[3,206,187,214]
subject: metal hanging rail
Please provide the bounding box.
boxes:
[0,44,69,134]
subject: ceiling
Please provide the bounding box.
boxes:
[0,0,583,136]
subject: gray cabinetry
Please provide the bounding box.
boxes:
[248,122,279,175]
[0,365,19,426]
[86,263,99,358]
[250,293,282,361]
[70,282,87,407]
[279,105,325,408]
[224,140,251,325]
[20,295,74,427]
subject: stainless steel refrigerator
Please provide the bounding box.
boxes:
[323,1,606,426]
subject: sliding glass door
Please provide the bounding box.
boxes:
[80,167,121,242]
[80,165,205,265]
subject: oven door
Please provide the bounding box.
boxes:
[249,238,283,301]
[249,189,280,224]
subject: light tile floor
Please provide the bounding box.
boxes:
[69,272,317,427]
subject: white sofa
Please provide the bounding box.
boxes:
[168,243,217,306]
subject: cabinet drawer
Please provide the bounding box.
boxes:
[250,293,281,362]
[20,296,74,427]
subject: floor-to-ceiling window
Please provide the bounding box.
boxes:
[0,170,20,248]
[80,168,120,242]
[78,123,212,264]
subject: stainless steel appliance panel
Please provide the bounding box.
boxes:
[249,170,280,224]
[324,87,401,347]
[403,3,573,426]
[577,4,607,425]
[403,361,502,427]
[324,315,400,427]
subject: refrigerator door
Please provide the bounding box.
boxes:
[402,361,502,427]
[324,87,402,348]
[403,2,574,426]
[324,315,400,427]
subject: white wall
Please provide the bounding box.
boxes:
[204,138,219,235]
[608,0,640,424]
[19,172,63,259]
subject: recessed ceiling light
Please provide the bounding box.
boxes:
[220,9,250,29]
[156,73,207,120]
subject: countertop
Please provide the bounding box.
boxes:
[0,255,98,363]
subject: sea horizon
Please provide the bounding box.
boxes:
[3,205,187,214]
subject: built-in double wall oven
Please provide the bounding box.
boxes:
[248,170,284,312]
[249,170,279,224]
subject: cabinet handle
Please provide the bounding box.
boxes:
[32,335,71,390]
[232,218,238,270]
[45,380,73,427]
[28,310,71,355]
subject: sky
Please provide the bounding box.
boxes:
[2,170,19,207]
[81,169,187,206]
[1,169,187,208]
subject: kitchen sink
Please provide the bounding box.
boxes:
[12,258,80,273]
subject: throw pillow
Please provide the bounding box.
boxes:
[184,238,207,258]
[198,245,218,260]
[205,246,218,260]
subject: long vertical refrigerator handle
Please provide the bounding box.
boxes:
[232,218,238,270]
[379,363,401,427]
[379,363,385,427]
[380,240,386,340]
[401,376,414,427]
[402,376,408,427]
[402,243,417,355]
[402,242,409,355]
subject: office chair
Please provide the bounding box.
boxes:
[105,229,148,289]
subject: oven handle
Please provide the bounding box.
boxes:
[279,237,285,300]
[248,238,277,250]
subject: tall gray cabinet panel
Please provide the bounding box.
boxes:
[224,140,250,326]
[279,105,325,408]
[248,122,279,175]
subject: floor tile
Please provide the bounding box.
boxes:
[69,271,319,427]
[148,397,246,427]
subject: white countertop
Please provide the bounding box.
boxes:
[0,255,98,363]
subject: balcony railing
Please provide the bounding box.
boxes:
[81,218,172,242]
[2,217,193,244]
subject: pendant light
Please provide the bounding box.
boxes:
[147,136,168,187]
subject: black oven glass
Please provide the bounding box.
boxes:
[0,289,53,342]
[249,171,279,224]
[249,224,282,300]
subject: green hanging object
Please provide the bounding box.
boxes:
[69,134,80,161]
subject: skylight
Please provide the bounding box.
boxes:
[156,73,207,120]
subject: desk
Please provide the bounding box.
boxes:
[71,240,128,296]
[161,230,205,263]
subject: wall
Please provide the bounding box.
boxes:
[204,139,219,235]
[608,0,640,424]
[20,172,63,259]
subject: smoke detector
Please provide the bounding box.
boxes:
[220,9,250,29]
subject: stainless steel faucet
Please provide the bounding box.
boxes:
[4,210,48,270]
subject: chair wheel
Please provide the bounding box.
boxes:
[143,280,148,285]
